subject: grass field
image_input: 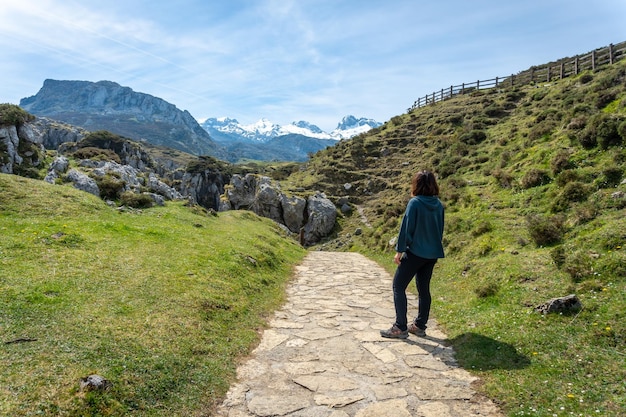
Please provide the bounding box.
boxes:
[0,174,306,416]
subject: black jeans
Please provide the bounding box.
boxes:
[392,252,437,331]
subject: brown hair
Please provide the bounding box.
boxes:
[411,170,439,197]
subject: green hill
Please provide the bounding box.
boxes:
[0,174,305,416]
[284,57,626,415]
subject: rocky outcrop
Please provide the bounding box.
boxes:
[66,169,100,196]
[31,117,87,149]
[177,169,229,211]
[220,174,337,245]
[535,294,582,314]
[0,123,45,175]
[20,79,225,158]
[302,193,338,245]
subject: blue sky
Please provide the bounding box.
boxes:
[1,0,625,131]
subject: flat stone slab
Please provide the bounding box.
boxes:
[215,251,503,416]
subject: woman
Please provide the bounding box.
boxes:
[380,170,445,339]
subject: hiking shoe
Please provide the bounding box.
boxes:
[380,324,409,339]
[408,323,426,337]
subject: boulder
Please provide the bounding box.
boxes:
[66,169,100,196]
[535,294,582,314]
[302,193,337,246]
[281,194,306,233]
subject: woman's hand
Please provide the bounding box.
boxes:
[394,252,403,265]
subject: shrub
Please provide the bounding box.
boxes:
[521,169,551,189]
[562,250,595,282]
[120,192,154,208]
[551,150,574,175]
[527,214,565,246]
[579,73,594,84]
[597,166,623,188]
[596,92,616,109]
[459,130,487,145]
[0,103,35,126]
[551,181,593,212]
[578,113,625,150]
[483,104,506,118]
[528,120,557,142]
[73,147,121,163]
[492,169,514,188]
[566,116,586,130]
[597,116,624,149]
[550,246,566,268]
[96,173,126,199]
[571,202,599,226]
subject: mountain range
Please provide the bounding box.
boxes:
[201,116,381,142]
[19,79,381,162]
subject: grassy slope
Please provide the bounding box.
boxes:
[0,174,306,416]
[286,61,626,416]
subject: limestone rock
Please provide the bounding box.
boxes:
[66,169,100,196]
[535,294,582,314]
[79,374,111,391]
[303,193,337,245]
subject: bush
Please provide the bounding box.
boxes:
[562,250,595,282]
[527,214,565,246]
[551,181,593,212]
[492,169,514,188]
[120,192,154,208]
[96,173,126,199]
[578,114,625,149]
[528,120,557,142]
[459,130,487,145]
[579,73,594,84]
[550,246,566,268]
[521,169,551,189]
[0,103,35,126]
[551,150,574,175]
[73,147,121,163]
[597,166,623,188]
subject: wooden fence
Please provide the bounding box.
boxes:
[408,40,626,112]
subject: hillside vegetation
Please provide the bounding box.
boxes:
[285,59,626,415]
[0,174,305,416]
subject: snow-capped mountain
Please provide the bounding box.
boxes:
[331,116,381,140]
[200,116,381,143]
[199,115,382,162]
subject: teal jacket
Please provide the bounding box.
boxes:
[395,195,445,259]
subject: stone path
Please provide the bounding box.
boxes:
[215,251,503,417]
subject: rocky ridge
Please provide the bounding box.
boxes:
[1,114,339,245]
[19,79,225,158]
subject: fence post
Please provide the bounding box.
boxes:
[431,92,435,104]
[511,74,514,87]
[547,66,551,82]
[575,57,579,75]
[461,83,465,94]
[450,85,453,97]
[560,62,565,79]
[592,50,596,70]
[477,80,480,90]
[609,43,614,64]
